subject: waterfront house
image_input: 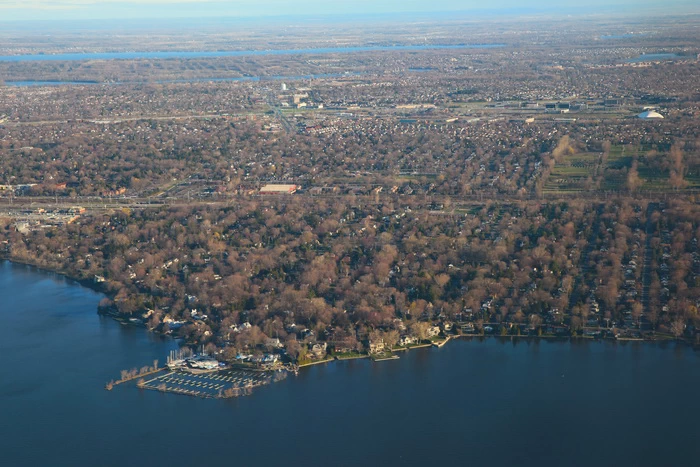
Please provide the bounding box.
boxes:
[399,335,418,346]
[426,326,441,338]
[368,339,385,354]
[309,342,328,359]
[262,354,280,363]
[332,345,354,354]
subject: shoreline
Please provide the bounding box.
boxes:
[0,256,111,300]
[2,257,697,363]
[294,331,696,373]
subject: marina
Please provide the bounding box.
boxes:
[139,369,278,399]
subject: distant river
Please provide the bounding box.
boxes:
[4,72,361,87]
[2,260,699,466]
[0,44,504,62]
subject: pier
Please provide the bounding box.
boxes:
[372,355,400,362]
[432,336,452,348]
[105,363,162,390]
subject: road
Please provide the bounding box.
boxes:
[0,188,695,213]
[263,89,296,133]
[640,202,658,316]
[2,112,261,127]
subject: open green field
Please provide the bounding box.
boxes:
[544,152,600,193]
[545,145,699,193]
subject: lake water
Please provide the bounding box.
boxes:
[0,44,504,62]
[2,260,699,466]
[600,33,649,40]
[627,53,680,63]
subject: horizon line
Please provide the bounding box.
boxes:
[1,4,700,25]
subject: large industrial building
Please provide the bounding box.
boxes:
[259,184,298,194]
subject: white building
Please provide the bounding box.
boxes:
[638,110,664,119]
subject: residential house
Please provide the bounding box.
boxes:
[309,342,328,359]
[265,337,283,349]
[399,335,418,346]
[368,339,385,354]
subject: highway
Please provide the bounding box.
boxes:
[0,187,696,221]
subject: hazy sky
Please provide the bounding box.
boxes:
[0,0,696,21]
